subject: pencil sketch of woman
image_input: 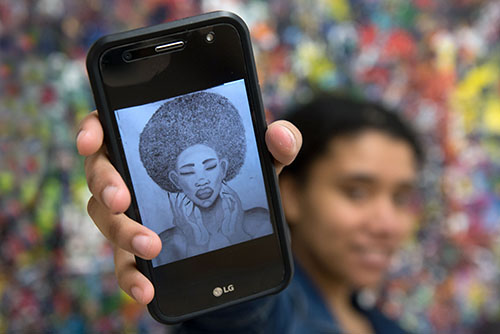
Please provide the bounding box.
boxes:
[139,91,272,266]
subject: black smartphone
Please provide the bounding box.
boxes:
[86,11,292,323]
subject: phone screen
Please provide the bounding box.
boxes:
[96,21,288,317]
[115,79,274,266]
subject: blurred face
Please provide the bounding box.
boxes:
[169,144,227,208]
[284,130,418,288]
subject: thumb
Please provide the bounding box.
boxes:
[265,120,302,175]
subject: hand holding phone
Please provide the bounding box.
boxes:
[83,11,301,323]
[76,114,301,304]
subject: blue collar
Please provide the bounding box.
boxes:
[289,262,343,332]
[291,261,407,334]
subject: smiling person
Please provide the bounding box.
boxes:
[77,93,422,333]
[139,92,271,266]
[274,95,423,334]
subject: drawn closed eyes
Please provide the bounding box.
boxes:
[179,160,218,176]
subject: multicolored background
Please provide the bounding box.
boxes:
[1,1,500,333]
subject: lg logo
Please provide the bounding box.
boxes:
[213,284,235,297]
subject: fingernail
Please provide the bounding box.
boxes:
[101,185,118,209]
[76,129,86,142]
[281,125,296,149]
[132,234,152,258]
[76,130,86,155]
[131,286,143,303]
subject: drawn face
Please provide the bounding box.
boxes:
[169,144,227,208]
[283,130,418,288]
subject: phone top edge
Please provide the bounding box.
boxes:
[86,11,249,68]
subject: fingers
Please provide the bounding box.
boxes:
[78,111,156,305]
[114,246,155,305]
[84,146,131,214]
[228,196,237,216]
[265,120,302,175]
[78,110,130,214]
[87,196,161,260]
[221,194,230,211]
[76,111,104,157]
[176,193,183,210]
[168,193,179,217]
[168,192,184,220]
[175,193,184,216]
[88,197,160,304]
[181,195,194,217]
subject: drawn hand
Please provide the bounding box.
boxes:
[76,110,302,305]
[220,183,244,237]
[168,193,207,245]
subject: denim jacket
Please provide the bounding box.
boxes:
[172,263,408,334]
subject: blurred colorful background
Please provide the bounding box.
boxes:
[1,0,500,333]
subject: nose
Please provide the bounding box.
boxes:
[368,195,402,238]
[195,177,209,187]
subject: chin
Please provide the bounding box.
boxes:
[194,196,218,209]
[351,271,385,289]
[194,201,212,209]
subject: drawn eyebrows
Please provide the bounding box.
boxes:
[202,158,217,164]
[179,159,217,169]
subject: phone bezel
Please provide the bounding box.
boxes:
[86,11,293,324]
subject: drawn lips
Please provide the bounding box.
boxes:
[196,187,214,200]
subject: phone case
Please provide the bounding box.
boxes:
[86,11,293,324]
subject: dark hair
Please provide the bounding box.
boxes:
[139,91,246,192]
[281,94,424,180]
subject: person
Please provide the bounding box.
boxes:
[138,91,271,266]
[77,94,423,333]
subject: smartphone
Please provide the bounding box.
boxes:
[86,11,292,323]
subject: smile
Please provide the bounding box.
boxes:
[195,187,214,200]
[352,244,393,270]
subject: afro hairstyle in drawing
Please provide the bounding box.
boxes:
[139,91,246,193]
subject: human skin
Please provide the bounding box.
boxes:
[281,130,417,289]
[76,111,302,304]
[78,109,417,333]
[279,130,417,333]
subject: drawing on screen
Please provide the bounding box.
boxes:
[139,91,272,266]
